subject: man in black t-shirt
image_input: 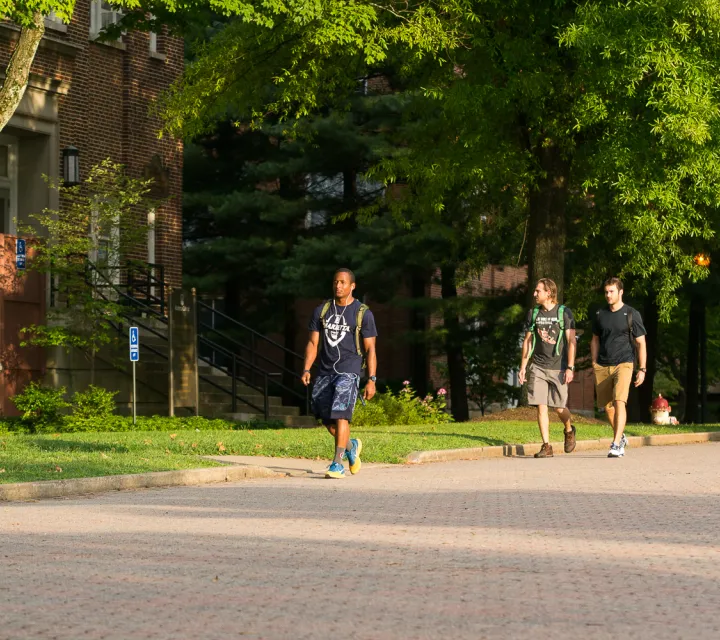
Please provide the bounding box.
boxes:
[301,268,378,479]
[591,277,647,458]
[519,279,577,458]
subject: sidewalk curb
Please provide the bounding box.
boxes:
[0,465,285,502]
[406,431,720,464]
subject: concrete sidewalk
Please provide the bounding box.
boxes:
[202,454,392,477]
[2,442,719,639]
[407,429,720,462]
[2,430,718,502]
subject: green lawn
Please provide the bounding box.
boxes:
[1,421,718,484]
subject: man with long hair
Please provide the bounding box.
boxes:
[519,279,577,458]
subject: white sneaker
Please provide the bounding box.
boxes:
[608,443,624,458]
[620,434,629,449]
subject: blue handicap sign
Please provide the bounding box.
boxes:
[16,238,26,270]
[129,327,139,362]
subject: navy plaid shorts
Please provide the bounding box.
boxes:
[311,374,361,424]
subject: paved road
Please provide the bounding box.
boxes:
[2,443,720,640]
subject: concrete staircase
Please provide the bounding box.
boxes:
[132,321,316,427]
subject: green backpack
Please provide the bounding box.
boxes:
[319,300,370,367]
[528,304,566,358]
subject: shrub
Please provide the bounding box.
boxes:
[10,382,69,429]
[71,385,118,419]
[353,382,453,426]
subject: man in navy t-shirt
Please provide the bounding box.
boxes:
[301,268,378,479]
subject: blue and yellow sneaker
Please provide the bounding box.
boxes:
[346,438,363,475]
[325,461,346,479]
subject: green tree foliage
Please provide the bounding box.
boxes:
[156,0,720,320]
[464,293,525,416]
[183,96,391,331]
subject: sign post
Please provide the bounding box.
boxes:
[16,238,26,271]
[129,327,139,424]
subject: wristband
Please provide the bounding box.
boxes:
[303,369,311,373]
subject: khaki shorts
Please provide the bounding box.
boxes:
[527,365,568,408]
[594,362,634,407]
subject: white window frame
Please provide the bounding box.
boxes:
[148,14,158,54]
[147,209,156,264]
[89,208,120,286]
[45,11,68,32]
[0,134,19,237]
[147,209,157,298]
[90,1,123,40]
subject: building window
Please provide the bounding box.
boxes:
[89,208,120,285]
[0,136,18,236]
[149,30,158,53]
[90,1,123,39]
[147,209,156,264]
[45,11,68,32]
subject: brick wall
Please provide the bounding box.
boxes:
[0,4,184,287]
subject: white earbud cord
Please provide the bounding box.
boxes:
[330,297,363,405]
[332,299,350,375]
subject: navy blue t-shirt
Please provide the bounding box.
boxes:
[309,299,378,376]
[592,304,646,365]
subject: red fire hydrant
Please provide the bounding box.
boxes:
[650,394,673,425]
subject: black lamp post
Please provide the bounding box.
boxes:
[694,253,711,423]
[62,145,80,186]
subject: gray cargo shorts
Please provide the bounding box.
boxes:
[527,365,568,408]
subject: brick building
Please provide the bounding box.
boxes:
[0,4,183,413]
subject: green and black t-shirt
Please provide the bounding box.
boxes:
[524,305,576,371]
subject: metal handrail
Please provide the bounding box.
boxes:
[197,320,303,381]
[85,262,167,323]
[196,362,267,417]
[128,261,166,315]
[197,335,267,392]
[198,333,307,406]
[84,261,310,419]
[197,300,304,362]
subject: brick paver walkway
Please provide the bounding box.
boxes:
[2,443,720,639]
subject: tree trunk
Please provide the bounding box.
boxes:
[0,13,45,133]
[526,143,569,303]
[628,294,658,423]
[410,271,428,397]
[638,296,658,423]
[684,294,702,423]
[441,264,469,422]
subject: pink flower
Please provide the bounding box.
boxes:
[438,388,447,396]
[403,380,410,386]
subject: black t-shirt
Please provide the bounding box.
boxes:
[309,299,378,376]
[524,304,576,370]
[592,305,646,366]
